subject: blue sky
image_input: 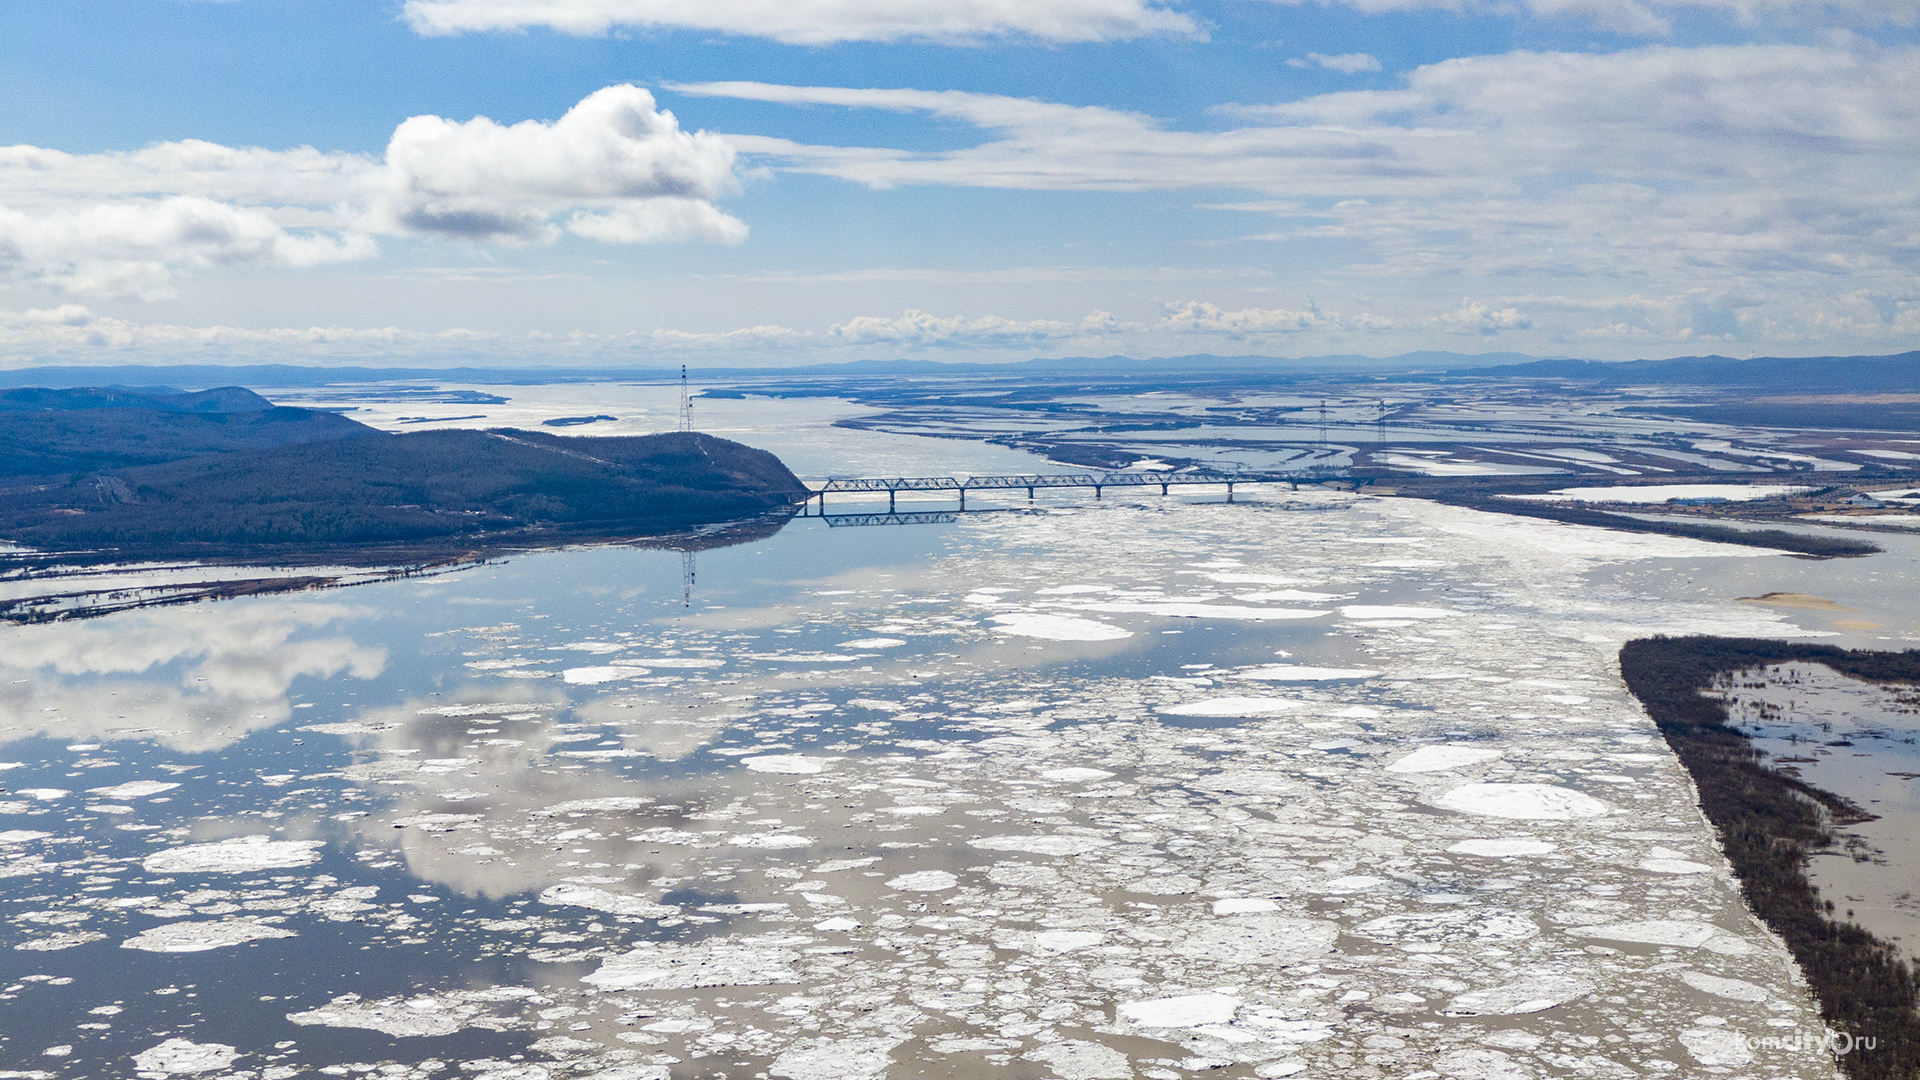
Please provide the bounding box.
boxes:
[0,0,1914,367]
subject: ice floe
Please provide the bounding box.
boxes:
[1430,783,1612,819]
[1232,665,1382,681]
[1679,970,1770,1002]
[584,937,805,990]
[988,612,1132,641]
[969,834,1113,856]
[539,884,679,919]
[1445,973,1594,1015]
[1119,993,1240,1027]
[1568,920,1751,953]
[1339,605,1459,620]
[141,836,324,873]
[88,780,181,799]
[743,754,835,774]
[1448,839,1558,857]
[132,1038,239,1075]
[1159,696,1301,717]
[1385,745,1503,773]
[121,920,296,953]
[884,870,958,891]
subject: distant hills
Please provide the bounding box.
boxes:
[0,385,375,479]
[2,349,1915,390]
[0,352,1539,389]
[1469,350,1920,392]
[0,387,806,562]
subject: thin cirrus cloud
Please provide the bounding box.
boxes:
[400,0,1202,44]
[1257,0,1918,35]
[673,41,1919,288]
[0,85,744,299]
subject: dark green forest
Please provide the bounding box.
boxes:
[1619,637,1920,1079]
[0,388,806,563]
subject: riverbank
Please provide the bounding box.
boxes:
[1620,636,1920,1079]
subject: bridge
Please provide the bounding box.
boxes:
[800,470,1360,513]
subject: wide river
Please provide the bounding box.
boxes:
[3,388,1914,1080]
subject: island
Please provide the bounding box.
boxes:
[0,385,808,565]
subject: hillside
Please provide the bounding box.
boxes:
[0,389,808,561]
[0,385,376,482]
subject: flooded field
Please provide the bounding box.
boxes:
[1709,664,1920,953]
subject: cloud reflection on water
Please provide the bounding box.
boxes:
[0,603,386,752]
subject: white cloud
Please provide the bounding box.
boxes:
[1286,51,1383,72]
[0,196,373,300]
[830,308,1124,346]
[0,85,743,298]
[678,42,1919,296]
[2,284,1915,368]
[1254,0,1918,36]
[372,86,743,243]
[1158,300,1396,334]
[1426,299,1533,335]
[400,0,1200,44]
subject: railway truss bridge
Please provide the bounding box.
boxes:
[799,470,1363,515]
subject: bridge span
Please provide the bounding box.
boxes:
[800,470,1357,513]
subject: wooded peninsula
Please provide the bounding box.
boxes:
[0,386,807,565]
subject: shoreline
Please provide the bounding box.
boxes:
[1620,636,1920,1080]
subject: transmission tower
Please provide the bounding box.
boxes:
[679,365,692,432]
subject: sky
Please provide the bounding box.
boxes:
[0,0,1915,368]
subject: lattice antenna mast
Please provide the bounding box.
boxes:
[682,550,696,608]
[679,365,692,433]
[1318,399,1329,446]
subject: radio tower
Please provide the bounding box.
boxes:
[682,550,696,608]
[679,365,692,432]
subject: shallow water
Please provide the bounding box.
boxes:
[1709,663,1920,954]
[0,467,1862,1078]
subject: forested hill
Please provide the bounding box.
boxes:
[0,384,375,480]
[0,388,808,560]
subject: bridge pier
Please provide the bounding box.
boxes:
[959,489,966,511]
[1160,483,1169,495]
[1227,482,1235,503]
[888,489,896,512]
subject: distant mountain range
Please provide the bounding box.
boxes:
[1467,350,1920,392]
[0,348,1913,391]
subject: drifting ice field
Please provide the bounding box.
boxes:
[0,489,1848,1079]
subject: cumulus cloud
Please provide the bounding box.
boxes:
[400,0,1200,44]
[1426,299,1533,335]
[0,196,374,300]
[1159,300,1395,334]
[0,85,744,298]
[829,308,1124,346]
[1286,52,1383,72]
[372,86,742,243]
